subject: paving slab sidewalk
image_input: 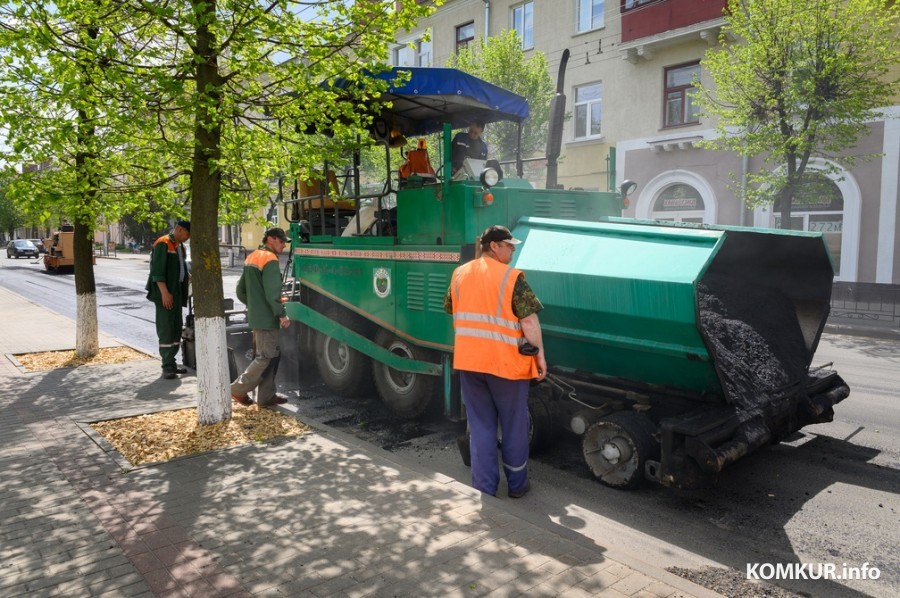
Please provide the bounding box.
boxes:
[0,286,720,597]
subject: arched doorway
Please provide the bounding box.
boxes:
[651,183,706,223]
[753,162,860,281]
[636,170,717,224]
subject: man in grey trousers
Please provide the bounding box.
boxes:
[230,227,291,407]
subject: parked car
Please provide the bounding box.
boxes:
[6,239,39,259]
[28,238,46,253]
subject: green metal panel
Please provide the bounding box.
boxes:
[397,177,623,248]
[293,179,626,358]
[512,218,722,393]
[509,217,835,401]
[291,234,458,352]
[284,301,441,375]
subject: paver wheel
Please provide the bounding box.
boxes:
[373,329,436,419]
[582,412,659,489]
[527,387,560,453]
[314,311,372,397]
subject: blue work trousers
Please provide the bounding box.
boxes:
[459,371,530,496]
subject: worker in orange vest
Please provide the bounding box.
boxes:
[444,225,547,498]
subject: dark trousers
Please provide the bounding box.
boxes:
[231,329,281,406]
[154,301,183,371]
[460,371,530,496]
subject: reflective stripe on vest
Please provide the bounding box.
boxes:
[450,257,536,380]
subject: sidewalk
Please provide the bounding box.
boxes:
[0,286,720,598]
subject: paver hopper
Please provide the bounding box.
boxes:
[512,217,849,488]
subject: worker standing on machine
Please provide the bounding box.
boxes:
[230,227,292,407]
[145,219,191,379]
[450,119,487,174]
[444,225,547,498]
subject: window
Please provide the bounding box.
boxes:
[512,2,534,50]
[577,0,604,33]
[574,82,602,139]
[773,173,844,275]
[624,0,654,9]
[456,22,475,53]
[664,63,701,127]
[651,184,706,223]
[392,35,432,67]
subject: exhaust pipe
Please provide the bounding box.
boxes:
[545,49,569,190]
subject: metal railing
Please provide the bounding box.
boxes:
[829,282,900,329]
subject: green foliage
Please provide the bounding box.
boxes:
[0,1,191,230]
[448,30,553,162]
[0,1,434,229]
[0,175,25,237]
[696,0,899,226]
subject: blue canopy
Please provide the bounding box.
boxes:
[335,67,530,136]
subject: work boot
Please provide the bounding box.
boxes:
[162,370,177,380]
[508,481,530,499]
[261,393,289,407]
[232,394,253,406]
[174,365,188,374]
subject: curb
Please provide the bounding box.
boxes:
[824,323,900,342]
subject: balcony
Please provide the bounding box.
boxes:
[620,0,728,63]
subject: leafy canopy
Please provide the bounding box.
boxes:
[696,0,899,224]
[448,29,553,163]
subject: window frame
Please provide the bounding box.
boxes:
[392,34,432,67]
[623,0,655,11]
[573,81,603,140]
[456,21,475,54]
[663,62,701,128]
[512,1,534,50]
[577,0,604,33]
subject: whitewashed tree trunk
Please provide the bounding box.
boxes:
[75,291,99,357]
[196,315,232,424]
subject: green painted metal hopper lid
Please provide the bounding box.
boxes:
[512,217,725,284]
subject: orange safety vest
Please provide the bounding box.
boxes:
[450,256,537,380]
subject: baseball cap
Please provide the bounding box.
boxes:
[266,227,289,243]
[175,219,191,232]
[480,225,521,245]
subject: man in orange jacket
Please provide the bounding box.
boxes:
[444,225,547,498]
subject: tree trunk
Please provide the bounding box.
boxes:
[73,101,99,358]
[776,153,799,230]
[777,186,795,230]
[192,0,230,425]
[72,219,99,357]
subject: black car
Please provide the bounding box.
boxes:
[6,239,40,259]
[28,238,46,253]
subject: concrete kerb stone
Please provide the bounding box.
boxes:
[824,322,900,342]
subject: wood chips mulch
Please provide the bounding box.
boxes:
[91,404,310,466]
[15,346,151,371]
[15,346,311,466]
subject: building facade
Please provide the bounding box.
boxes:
[395,0,900,285]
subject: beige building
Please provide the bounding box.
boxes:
[392,0,625,190]
[394,0,899,287]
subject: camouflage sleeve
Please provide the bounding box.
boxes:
[443,286,453,314]
[512,274,543,319]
